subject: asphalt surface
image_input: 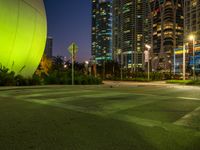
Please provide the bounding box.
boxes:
[0,83,200,149]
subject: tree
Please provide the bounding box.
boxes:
[35,54,52,76]
[52,56,64,71]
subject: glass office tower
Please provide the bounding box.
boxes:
[184,0,200,72]
[92,0,112,64]
[112,0,147,72]
[149,0,184,71]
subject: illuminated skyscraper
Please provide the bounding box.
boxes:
[184,0,200,72]
[92,0,98,57]
[149,0,184,71]
[112,0,147,72]
[184,0,200,40]
[92,0,112,64]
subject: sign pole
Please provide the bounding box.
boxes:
[68,42,78,85]
[72,48,74,85]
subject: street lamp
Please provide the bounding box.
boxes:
[189,34,196,80]
[174,48,176,75]
[145,44,151,81]
[103,51,106,80]
[183,44,186,80]
[92,56,97,77]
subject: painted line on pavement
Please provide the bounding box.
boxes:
[174,106,200,126]
[177,97,200,101]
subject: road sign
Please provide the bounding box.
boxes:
[68,42,78,54]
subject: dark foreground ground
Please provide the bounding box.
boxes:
[0,83,200,150]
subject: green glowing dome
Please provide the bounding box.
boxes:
[0,0,47,77]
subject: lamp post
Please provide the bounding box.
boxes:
[116,49,123,80]
[145,44,151,81]
[174,49,176,75]
[189,35,195,80]
[183,44,186,80]
[93,59,97,77]
[103,51,106,80]
[92,56,97,77]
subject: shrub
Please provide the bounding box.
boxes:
[15,75,28,86]
[0,65,102,86]
[108,72,172,82]
[44,71,59,85]
[0,66,15,86]
[29,75,42,85]
[43,70,102,85]
[166,80,200,86]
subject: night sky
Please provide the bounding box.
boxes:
[44,0,91,62]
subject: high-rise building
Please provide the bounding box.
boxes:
[184,0,200,40]
[92,0,98,57]
[148,0,184,71]
[184,0,200,72]
[92,0,112,64]
[44,36,53,58]
[112,0,147,72]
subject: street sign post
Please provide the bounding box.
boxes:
[68,42,78,85]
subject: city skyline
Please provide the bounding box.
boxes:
[45,0,200,73]
[1,2,200,149]
[44,0,91,62]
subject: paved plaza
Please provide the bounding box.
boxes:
[0,83,200,149]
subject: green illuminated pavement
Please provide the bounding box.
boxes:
[0,84,200,150]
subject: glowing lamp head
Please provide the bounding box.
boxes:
[145,44,151,49]
[189,35,195,41]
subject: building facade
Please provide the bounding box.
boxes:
[148,0,184,71]
[184,0,200,73]
[112,0,147,72]
[92,0,112,64]
[184,0,200,39]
